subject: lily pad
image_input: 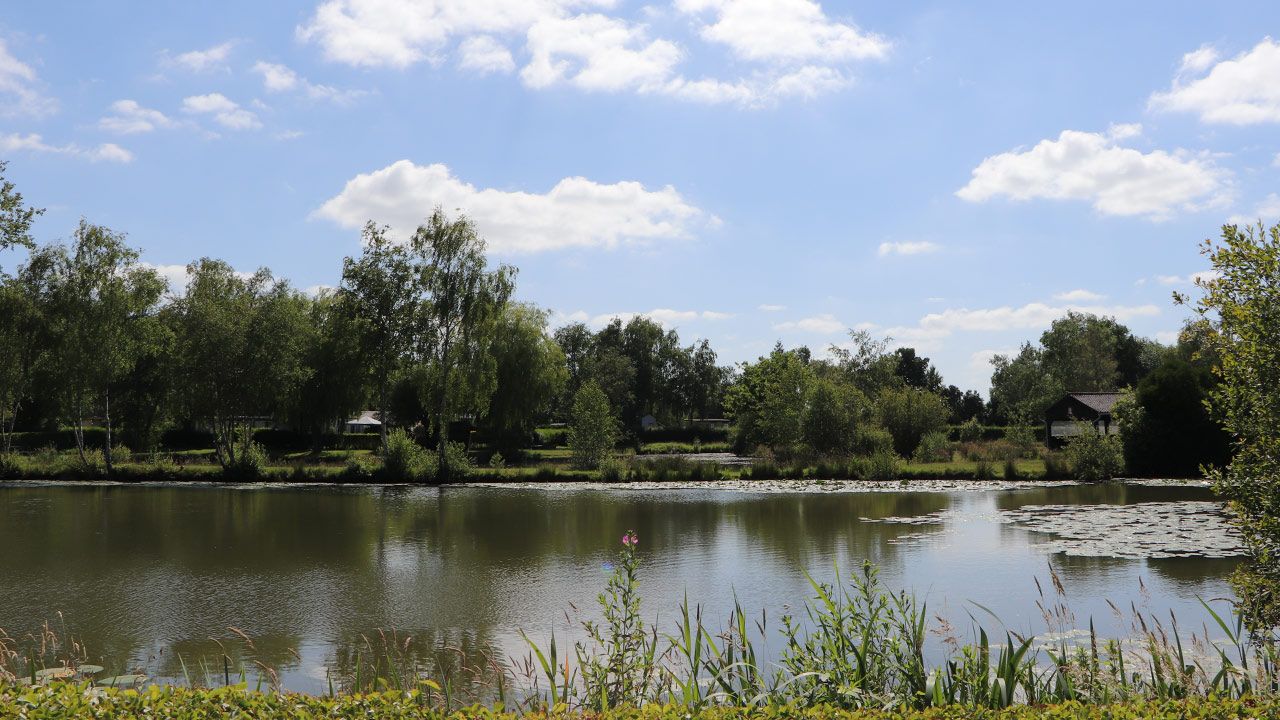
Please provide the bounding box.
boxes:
[35,667,76,680]
[76,664,104,676]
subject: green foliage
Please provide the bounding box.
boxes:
[865,449,900,480]
[436,440,472,479]
[956,418,983,443]
[802,379,858,455]
[382,429,433,482]
[0,160,43,257]
[486,304,567,447]
[224,442,269,480]
[877,387,949,457]
[912,430,951,463]
[852,426,894,456]
[1005,425,1039,459]
[1187,220,1280,634]
[726,344,814,453]
[1115,357,1230,478]
[989,343,1065,424]
[1063,424,1123,482]
[569,381,618,470]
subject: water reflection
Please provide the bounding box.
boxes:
[0,483,1237,692]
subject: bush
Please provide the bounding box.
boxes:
[974,460,996,480]
[911,431,951,463]
[1064,425,1123,482]
[865,449,900,481]
[224,442,268,479]
[852,426,894,456]
[435,440,472,479]
[599,458,627,482]
[382,429,433,482]
[877,387,949,457]
[1003,458,1021,480]
[1043,452,1071,479]
[956,417,984,443]
[568,381,617,470]
[1006,425,1039,459]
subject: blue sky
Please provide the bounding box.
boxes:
[1,1,1278,393]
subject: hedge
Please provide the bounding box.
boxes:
[2,684,1278,719]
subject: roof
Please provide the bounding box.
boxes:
[1067,392,1121,414]
[1044,392,1122,421]
[345,410,382,426]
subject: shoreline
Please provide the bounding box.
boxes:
[0,476,1211,493]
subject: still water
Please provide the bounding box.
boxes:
[0,482,1239,692]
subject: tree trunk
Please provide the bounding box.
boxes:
[436,366,450,483]
[378,385,388,455]
[103,387,114,475]
[75,398,87,466]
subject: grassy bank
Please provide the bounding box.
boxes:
[4,685,1277,720]
[0,451,1061,484]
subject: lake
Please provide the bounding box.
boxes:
[0,481,1241,693]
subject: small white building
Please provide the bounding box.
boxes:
[342,410,383,434]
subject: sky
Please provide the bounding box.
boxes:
[1,1,1278,394]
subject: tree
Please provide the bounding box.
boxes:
[48,221,165,470]
[828,329,897,398]
[1183,221,1280,633]
[172,259,309,468]
[1115,357,1230,477]
[294,290,368,452]
[568,380,616,470]
[0,258,56,454]
[485,303,567,448]
[802,379,859,455]
[339,222,418,452]
[877,386,949,457]
[989,343,1064,424]
[553,321,594,412]
[680,339,726,420]
[1040,312,1120,391]
[893,347,943,393]
[412,208,515,480]
[941,384,985,423]
[725,344,814,453]
[0,160,42,260]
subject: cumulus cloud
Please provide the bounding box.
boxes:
[98,99,176,134]
[182,93,261,130]
[171,41,236,73]
[675,0,889,64]
[297,0,885,106]
[1053,289,1105,302]
[884,302,1160,343]
[0,133,133,163]
[457,36,516,74]
[1228,193,1280,226]
[758,304,786,312]
[877,240,939,257]
[314,160,711,253]
[0,39,57,118]
[956,124,1229,220]
[252,61,366,103]
[1149,38,1280,124]
[773,313,845,334]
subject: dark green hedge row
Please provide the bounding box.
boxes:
[945,426,1048,443]
[3,684,1277,719]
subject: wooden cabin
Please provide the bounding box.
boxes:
[1044,392,1121,447]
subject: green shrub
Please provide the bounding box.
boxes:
[974,460,995,480]
[436,440,472,479]
[1043,452,1071,479]
[911,431,951,463]
[1006,425,1039,459]
[1064,425,1124,482]
[488,451,506,469]
[568,381,617,470]
[382,429,433,482]
[1003,458,1021,480]
[599,458,627,482]
[224,442,268,479]
[865,449,899,481]
[956,417,984,443]
[852,426,894,456]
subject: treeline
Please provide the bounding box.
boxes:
[0,164,731,477]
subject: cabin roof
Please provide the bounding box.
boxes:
[1067,392,1121,414]
[1044,391,1122,421]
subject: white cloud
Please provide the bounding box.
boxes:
[172,41,235,72]
[0,39,56,118]
[182,93,261,130]
[883,302,1160,345]
[522,14,682,92]
[458,36,516,74]
[0,133,133,163]
[1228,193,1280,225]
[1150,38,1280,124]
[1156,270,1219,286]
[676,0,889,64]
[1053,289,1105,302]
[758,303,786,312]
[314,160,710,253]
[252,61,366,103]
[142,262,255,298]
[297,0,882,106]
[773,313,844,334]
[956,124,1229,220]
[1155,330,1180,344]
[98,99,175,134]
[877,240,939,257]
[591,308,732,326]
